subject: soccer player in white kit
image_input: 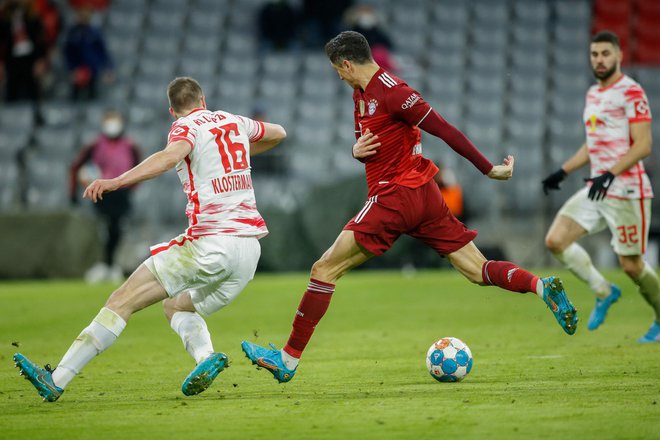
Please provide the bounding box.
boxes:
[542,31,660,342]
[13,77,287,401]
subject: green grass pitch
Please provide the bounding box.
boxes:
[1,270,659,439]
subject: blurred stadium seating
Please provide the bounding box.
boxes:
[1,0,659,272]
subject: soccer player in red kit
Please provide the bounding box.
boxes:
[242,31,578,383]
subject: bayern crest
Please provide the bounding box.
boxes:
[368,99,378,115]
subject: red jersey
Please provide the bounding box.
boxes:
[353,68,438,196]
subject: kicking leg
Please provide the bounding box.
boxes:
[242,230,373,382]
[14,263,168,401]
[447,241,578,335]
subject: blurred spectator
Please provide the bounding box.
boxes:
[68,0,109,10]
[33,0,60,52]
[433,165,465,221]
[302,0,352,47]
[0,0,49,103]
[64,6,113,101]
[258,0,300,53]
[344,4,397,72]
[70,110,141,283]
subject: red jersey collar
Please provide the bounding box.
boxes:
[182,107,206,117]
[362,67,386,93]
[597,73,624,92]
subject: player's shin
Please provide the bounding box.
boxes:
[283,279,335,366]
[481,260,538,294]
[51,307,126,389]
[553,243,610,298]
[633,263,660,320]
[170,311,214,364]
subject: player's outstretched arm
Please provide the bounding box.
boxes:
[417,109,493,175]
[487,155,514,180]
[250,122,286,156]
[542,143,589,194]
[83,140,191,203]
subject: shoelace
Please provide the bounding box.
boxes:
[268,343,279,351]
[44,364,54,374]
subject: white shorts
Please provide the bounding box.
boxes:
[558,187,652,256]
[144,234,261,316]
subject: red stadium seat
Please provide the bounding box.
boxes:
[634,14,660,43]
[633,38,660,65]
[595,0,632,21]
[636,0,660,19]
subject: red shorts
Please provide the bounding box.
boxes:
[344,180,477,256]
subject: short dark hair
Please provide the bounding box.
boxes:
[324,31,373,65]
[167,77,203,112]
[591,31,620,48]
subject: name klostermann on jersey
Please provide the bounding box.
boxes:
[211,173,253,194]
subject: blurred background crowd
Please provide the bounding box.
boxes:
[1,0,659,279]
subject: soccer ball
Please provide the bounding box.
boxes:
[426,337,473,382]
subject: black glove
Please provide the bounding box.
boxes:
[542,168,567,195]
[585,171,615,201]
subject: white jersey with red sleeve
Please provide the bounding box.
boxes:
[583,74,653,199]
[167,108,268,238]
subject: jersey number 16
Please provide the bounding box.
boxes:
[209,123,248,173]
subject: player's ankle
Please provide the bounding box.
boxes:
[281,349,299,370]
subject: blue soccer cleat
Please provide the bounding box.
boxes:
[181,352,229,396]
[587,284,622,331]
[241,341,296,383]
[13,353,63,402]
[638,321,660,343]
[541,276,578,335]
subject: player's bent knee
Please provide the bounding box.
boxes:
[310,257,342,283]
[163,298,176,320]
[621,259,643,279]
[544,233,566,254]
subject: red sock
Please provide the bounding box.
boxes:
[283,278,335,359]
[481,260,539,293]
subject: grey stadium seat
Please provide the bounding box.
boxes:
[0,161,19,211]
[0,103,34,132]
[513,0,549,24]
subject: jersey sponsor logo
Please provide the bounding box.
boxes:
[368,99,378,115]
[401,93,421,109]
[635,100,649,117]
[586,114,606,133]
[210,173,253,194]
[170,125,189,137]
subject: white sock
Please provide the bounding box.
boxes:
[52,307,126,389]
[535,279,544,300]
[633,263,660,321]
[280,349,299,370]
[170,311,214,364]
[554,243,610,298]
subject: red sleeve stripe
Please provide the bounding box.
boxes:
[629,117,652,123]
[170,136,194,149]
[252,121,265,142]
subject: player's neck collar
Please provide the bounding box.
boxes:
[597,72,624,91]
[361,66,384,92]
